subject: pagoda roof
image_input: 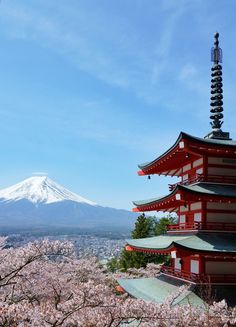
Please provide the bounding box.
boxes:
[126,233,236,254]
[117,276,204,306]
[182,182,236,197]
[138,132,236,176]
[126,235,188,252]
[133,182,236,212]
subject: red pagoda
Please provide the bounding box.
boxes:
[118,33,236,306]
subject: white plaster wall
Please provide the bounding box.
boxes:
[193,158,203,167]
[194,212,202,222]
[175,258,181,270]
[183,163,191,172]
[180,205,189,212]
[190,202,202,211]
[191,260,199,274]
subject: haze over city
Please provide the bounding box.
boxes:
[0,1,236,210]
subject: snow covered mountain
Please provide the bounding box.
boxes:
[0,176,97,205]
[0,176,136,230]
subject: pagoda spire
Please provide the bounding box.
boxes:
[210,32,223,131]
[205,32,231,140]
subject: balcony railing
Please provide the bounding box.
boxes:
[168,222,199,231]
[168,174,236,191]
[167,222,236,232]
[160,266,201,282]
[161,265,236,284]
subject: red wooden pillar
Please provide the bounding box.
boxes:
[201,201,207,227]
[199,255,205,274]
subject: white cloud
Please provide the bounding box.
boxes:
[0,1,191,104]
[32,172,48,176]
[179,63,197,80]
[0,0,223,142]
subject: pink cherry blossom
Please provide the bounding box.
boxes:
[0,238,235,326]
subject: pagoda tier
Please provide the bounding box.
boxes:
[138,132,236,178]
[125,233,236,285]
[133,182,236,212]
[133,182,236,233]
[125,233,236,254]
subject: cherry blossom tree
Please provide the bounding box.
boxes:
[0,237,235,327]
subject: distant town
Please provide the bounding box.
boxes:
[6,232,126,261]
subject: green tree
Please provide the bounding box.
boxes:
[154,215,177,235]
[132,213,155,239]
[154,215,177,267]
[107,214,177,272]
[117,214,162,271]
[106,257,119,272]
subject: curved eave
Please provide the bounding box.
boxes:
[125,235,189,253]
[138,132,185,176]
[125,244,174,254]
[138,132,236,176]
[133,183,236,212]
[127,242,236,255]
[175,234,236,253]
[173,242,236,255]
[179,183,236,200]
[126,234,236,254]
[132,186,181,212]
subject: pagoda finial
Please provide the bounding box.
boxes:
[211,32,222,64]
[205,32,231,140]
[210,32,223,131]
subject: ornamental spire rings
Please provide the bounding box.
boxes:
[210,32,224,131]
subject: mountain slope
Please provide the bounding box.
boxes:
[0,176,97,205]
[0,176,136,230]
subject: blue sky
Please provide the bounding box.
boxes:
[0,0,236,210]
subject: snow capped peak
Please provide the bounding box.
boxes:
[0,176,97,205]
